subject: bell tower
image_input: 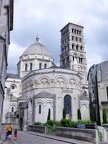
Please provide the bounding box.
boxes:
[60,23,87,85]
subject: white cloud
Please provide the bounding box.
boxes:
[8,43,26,73]
[8,0,108,73]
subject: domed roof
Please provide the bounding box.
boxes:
[22,36,52,57]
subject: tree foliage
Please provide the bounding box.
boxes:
[90,107,95,122]
[77,109,81,120]
[63,108,66,119]
[103,108,107,124]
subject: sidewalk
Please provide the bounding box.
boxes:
[0,139,14,144]
[1,130,106,144]
[27,131,93,144]
[0,130,14,144]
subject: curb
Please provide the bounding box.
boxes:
[27,132,93,144]
[28,132,77,144]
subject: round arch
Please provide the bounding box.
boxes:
[64,95,72,115]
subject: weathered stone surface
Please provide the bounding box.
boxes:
[56,127,99,144]
[28,125,47,134]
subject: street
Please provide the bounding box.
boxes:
[1,131,93,144]
[15,132,72,144]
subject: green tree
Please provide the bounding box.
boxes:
[77,109,81,120]
[63,108,66,119]
[103,108,107,124]
[90,107,95,122]
[47,108,51,121]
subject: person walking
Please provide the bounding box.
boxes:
[14,129,18,140]
[5,131,8,140]
[6,123,13,139]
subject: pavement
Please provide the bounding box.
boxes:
[0,130,94,144]
[0,130,107,144]
[27,131,93,144]
[0,130,14,144]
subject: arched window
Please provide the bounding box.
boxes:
[11,106,14,112]
[72,28,74,33]
[39,63,42,69]
[44,64,47,69]
[30,63,32,71]
[64,95,72,114]
[80,45,83,51]
[25,63,27,71]
[75,29,76,34]
[79,31,81,35]
[81,58,83,63]
[76,45,78,51]
[72,44,74,50]
[39,105,41,114]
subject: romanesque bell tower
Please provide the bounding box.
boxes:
[60,22,87,86]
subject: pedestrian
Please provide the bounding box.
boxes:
[5,131,8,140]
[6,123,13,140]
[14,129,18,140]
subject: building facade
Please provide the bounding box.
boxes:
[2,73,21,124]
[0,0,13,136]
[2,23,90,131]
[88,61,108,125]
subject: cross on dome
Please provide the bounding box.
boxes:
[36,34,39,42]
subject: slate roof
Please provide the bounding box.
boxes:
[49,65,60,69]
[18,95,28,101]
[22,38,53,58]
[33,90,55,99]
[19,101,28,109]
[6,73,20,79]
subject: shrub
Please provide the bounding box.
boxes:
[46,120,55,126]
[55,121,61,126]
[47,108,51,121]
[63,108,66,119]
[16,114,19,118]
[70,121,77,128]
[34,121,41,125]
[77,109,81,120]
[47,125,56,134]
[103,108,107,124]
[60,119,73,127]
[77,120,94,124]
[99,132,103,142]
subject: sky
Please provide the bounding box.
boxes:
[8,0,108,73]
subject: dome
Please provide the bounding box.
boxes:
[22,37,52,57]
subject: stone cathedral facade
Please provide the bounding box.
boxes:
[2,23,89,131]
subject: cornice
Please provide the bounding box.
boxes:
[22,69,80,82]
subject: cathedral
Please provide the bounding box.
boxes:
[2,22,90,130]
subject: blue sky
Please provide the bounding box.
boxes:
[8,0,108,73]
